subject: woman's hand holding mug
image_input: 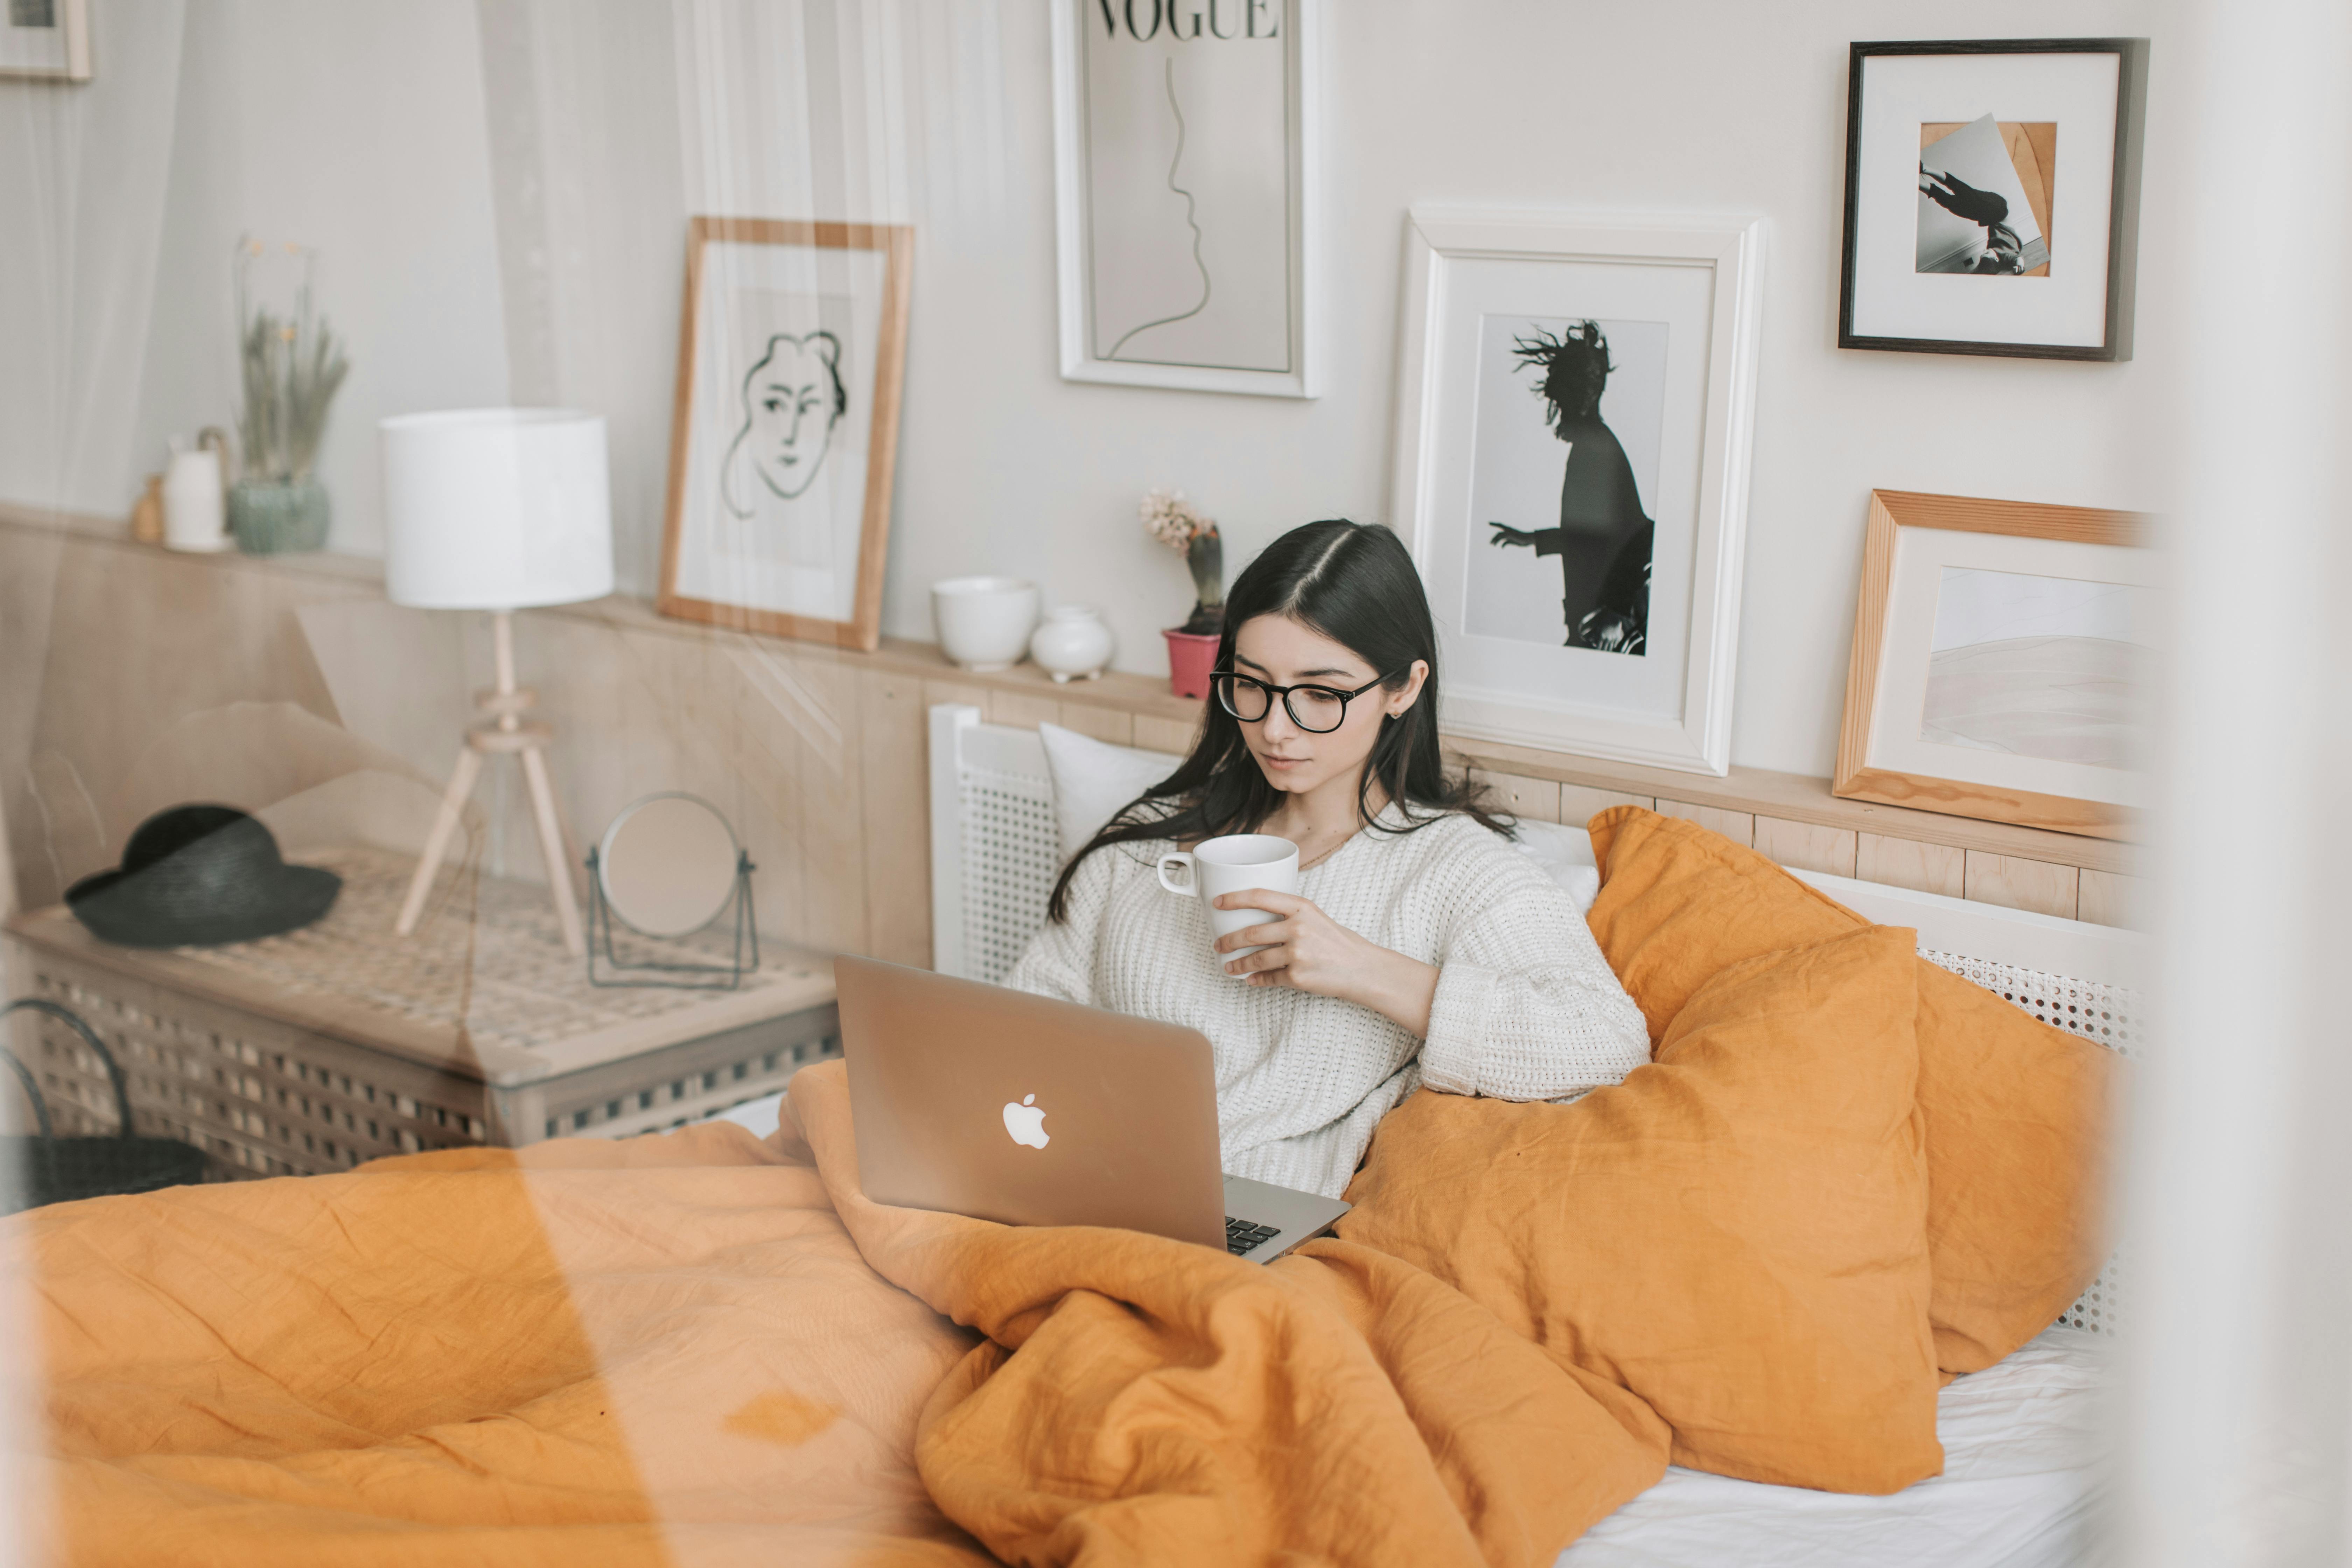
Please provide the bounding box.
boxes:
[1155,834,1301,968]
[1210,890,1438,1037]
[1155,832,1440,1036]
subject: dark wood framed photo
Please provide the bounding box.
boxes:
[1838,38,2148,362]
[658,217,913,651]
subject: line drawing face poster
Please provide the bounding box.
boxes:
[1079,1,1293,375]
[672,239,884,624]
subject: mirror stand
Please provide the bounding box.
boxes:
[583,848,760,990]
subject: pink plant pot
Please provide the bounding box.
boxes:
[1162,628,1220,701]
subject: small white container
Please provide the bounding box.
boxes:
[1029,606,1115,683]
[932,576,1041,672]
[162,443,230,553]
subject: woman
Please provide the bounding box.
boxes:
[1007,521,1650,1199]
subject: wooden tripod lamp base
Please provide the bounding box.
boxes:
[394,610,585,955]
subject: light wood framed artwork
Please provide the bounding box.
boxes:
[658,217,912,651]
[1390,208,1765,776]
[0,0,90,80]
[1835,489,2151,838]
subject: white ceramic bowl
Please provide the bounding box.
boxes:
[932,576,1041,671]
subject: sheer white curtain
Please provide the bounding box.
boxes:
[2118,0,2352,1561]
[0,0,188,517]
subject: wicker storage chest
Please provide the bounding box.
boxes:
[2,848,838,1178]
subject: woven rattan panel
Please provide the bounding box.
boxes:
[1922,947,2138,1338]
[960,766,1060,985]
[12,960,493,1175]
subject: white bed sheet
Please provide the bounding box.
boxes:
[712,1089,786,1140]
[1559,1326,2113,1568]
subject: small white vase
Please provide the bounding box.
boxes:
[932,576,1041,671]
[1030,606,1115,683]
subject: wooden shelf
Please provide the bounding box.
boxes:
[1,501,2142,922]
[1442,735,2141,876]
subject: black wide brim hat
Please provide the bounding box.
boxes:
[66,804,341,949]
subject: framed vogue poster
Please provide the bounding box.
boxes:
[1835,490,2152,838]
[1050,0,1319,398]
[1391,209,1764,776]
[658,217,912,651]
[1839,38,2149,360]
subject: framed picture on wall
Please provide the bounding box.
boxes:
[1839,38,2148,361]
[1834,490,2152,839]
[658,217,912,652]
[0,0,91,80]
[1049,0,1319,399]
[1390,208,1764,776]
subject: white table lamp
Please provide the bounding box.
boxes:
[380,408,615,955]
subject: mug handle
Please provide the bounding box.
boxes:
[1155,851,1197,895]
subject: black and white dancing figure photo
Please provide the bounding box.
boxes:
[1486,322,1653,655]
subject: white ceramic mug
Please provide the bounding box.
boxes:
[1156,833,1301,974]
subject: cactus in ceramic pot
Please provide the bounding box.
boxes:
[1142,489,1224,636]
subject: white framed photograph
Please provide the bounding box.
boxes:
[1835,490,2152,839]
[0,0,91,81]
[1390,208,1764,776]
[658,217,912,652]
[1049,0,1318,399]
[1839,39,2148,361]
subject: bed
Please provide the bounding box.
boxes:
[897,702,2138,1568]
[5,709,2131,1567]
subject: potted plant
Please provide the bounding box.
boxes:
[1143,489,1223,700]
[228,238,349,554]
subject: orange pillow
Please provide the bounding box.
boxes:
[1342,924,1939,1493]
[1584,807,2119,1373]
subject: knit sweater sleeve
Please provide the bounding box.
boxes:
[1003,842,1126,1006]
[1414,835,1652,1101]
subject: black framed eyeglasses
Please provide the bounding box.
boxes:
[1212,669,1401,734]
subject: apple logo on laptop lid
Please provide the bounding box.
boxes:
[1002,1093,1050,1149]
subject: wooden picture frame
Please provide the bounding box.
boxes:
[0,0,90,81]
[658,217,912,651]
[1390,208,1764,776]
[1049,0,1319,399]
[1835,489,2151,838]
[1838,38,2148,362]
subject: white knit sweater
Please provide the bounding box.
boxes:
[1004,807,1652,1199]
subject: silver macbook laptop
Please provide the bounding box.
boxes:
[835,956,1350,1262]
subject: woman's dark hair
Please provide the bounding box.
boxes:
[1047,519,1507,920]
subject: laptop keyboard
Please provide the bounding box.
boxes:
[1225,1217,1281,1255]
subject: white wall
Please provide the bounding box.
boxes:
[8,0,2183,778]
[0,0,186,514]
[124,0,513,556]
[667,0,2182,776]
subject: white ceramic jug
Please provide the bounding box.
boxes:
[162,441,230,552]
[1030,606,1115,683]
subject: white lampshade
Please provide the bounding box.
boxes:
[379,408,615,610]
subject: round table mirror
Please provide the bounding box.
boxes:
[596,794,740,937]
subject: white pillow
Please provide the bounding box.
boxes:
[1034,721,1601,913]
[1512,818,1601,915]
[1037,723,1184,860]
